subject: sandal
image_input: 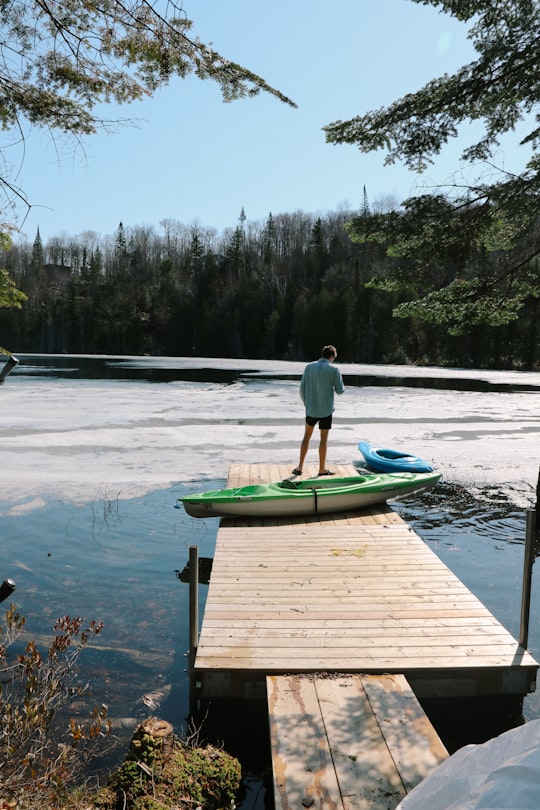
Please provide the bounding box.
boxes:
[318,470,335,476]
[291,468,302,475]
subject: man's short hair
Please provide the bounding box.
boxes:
[322,345,337,359]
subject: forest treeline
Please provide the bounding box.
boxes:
[0,206,538,368]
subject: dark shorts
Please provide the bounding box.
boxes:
[306,414,332,430]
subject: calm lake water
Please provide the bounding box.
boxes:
[1,355,540,801]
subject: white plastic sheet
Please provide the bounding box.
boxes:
[397,720,540,810]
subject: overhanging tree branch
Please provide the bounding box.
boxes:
[0,0,296,304]
[325,0,540,332]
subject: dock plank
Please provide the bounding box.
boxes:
[268,673,448,810]
[358,674,448,791]
[267,674,344,810]
[312,675,406,809]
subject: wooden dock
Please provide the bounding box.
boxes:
[267,673,449,809]
[191,463,538,809]
[193,463,538,701]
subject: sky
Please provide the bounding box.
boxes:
[8,0,526,245]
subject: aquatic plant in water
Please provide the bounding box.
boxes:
[0,605,110,807]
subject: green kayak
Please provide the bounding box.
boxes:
[179,470,441,519]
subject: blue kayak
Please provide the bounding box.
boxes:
[359,441,433,474]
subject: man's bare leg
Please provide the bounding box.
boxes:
[318,429,330,473]
[295,423,315,473]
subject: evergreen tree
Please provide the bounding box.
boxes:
[28,227,47,305]
[324,0,540,331]
[306,217,329,291]
[31,228,44,272]
[188,229,205,278]
[89,247,103,282]
[112,222,130,279]
[262,212,277,265]
[0,232,26,311]
[225,208,247,279]
[1,202,540,367]
[360,186,370,218]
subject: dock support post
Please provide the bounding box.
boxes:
[519,509,536,649]
[188,545,199,717]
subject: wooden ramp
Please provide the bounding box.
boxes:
[267,673,449,810]
[194,464,538,700]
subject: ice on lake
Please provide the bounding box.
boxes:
[1,354,539,513]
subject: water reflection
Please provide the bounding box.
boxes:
[12,354,540,392]
[0,484,219,770]
[393,484,537,649]
[15,355,253,384]
[344,374,540,392]
[397,483,532,547]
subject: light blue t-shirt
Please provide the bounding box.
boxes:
[300,358,345,418]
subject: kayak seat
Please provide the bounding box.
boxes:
[280,479,301,489]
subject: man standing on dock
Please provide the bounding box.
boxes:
[293,345,344,476]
